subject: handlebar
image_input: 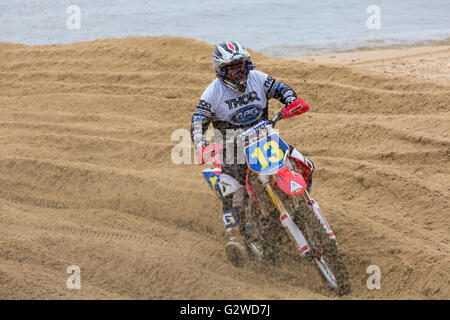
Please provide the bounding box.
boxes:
[236,112,284,142]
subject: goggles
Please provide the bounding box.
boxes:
[222,60,251,80]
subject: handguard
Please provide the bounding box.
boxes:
[196,144,223,167]
[282,98,310,119]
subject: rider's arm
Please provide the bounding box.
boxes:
[190,81,218,150]
[190,99,213,149]
[191,87,214,150]
[264,74,297,106]
[252,70,298,108]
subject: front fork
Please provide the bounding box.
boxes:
[264,183,336,258]
[307,197,336,242]
[264,184,310,256]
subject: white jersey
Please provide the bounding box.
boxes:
[191,70,297,148]
[197,70,276,126]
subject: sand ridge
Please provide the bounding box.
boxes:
[0,36,448,299]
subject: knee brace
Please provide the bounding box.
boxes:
[219,173,245,209]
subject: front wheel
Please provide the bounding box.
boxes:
[294,202,351,296]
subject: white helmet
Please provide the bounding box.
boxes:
[212,41,254,93]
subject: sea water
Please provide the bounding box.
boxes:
[0,0,448,56]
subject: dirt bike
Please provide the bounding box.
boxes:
[200,101,351,296]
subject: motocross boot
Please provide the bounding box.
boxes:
[225,226,247,267]
[223,209,247,267]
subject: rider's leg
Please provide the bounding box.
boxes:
[289,146,314,192]
[219,163,247,264]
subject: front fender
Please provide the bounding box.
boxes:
[272,167,307,196]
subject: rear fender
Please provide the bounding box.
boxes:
[202,168,223,200]
[272,167,307,196]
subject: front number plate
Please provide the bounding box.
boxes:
[245,133,289,174]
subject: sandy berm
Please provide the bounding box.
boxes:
[0,37,448,299]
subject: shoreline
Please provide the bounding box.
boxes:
[290,45,450,86]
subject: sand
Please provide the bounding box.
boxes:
[292,45,450,85]
[0,37,448,299]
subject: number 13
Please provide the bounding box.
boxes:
[250,140,284,168]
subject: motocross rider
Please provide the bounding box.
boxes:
[190,40,314,264]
